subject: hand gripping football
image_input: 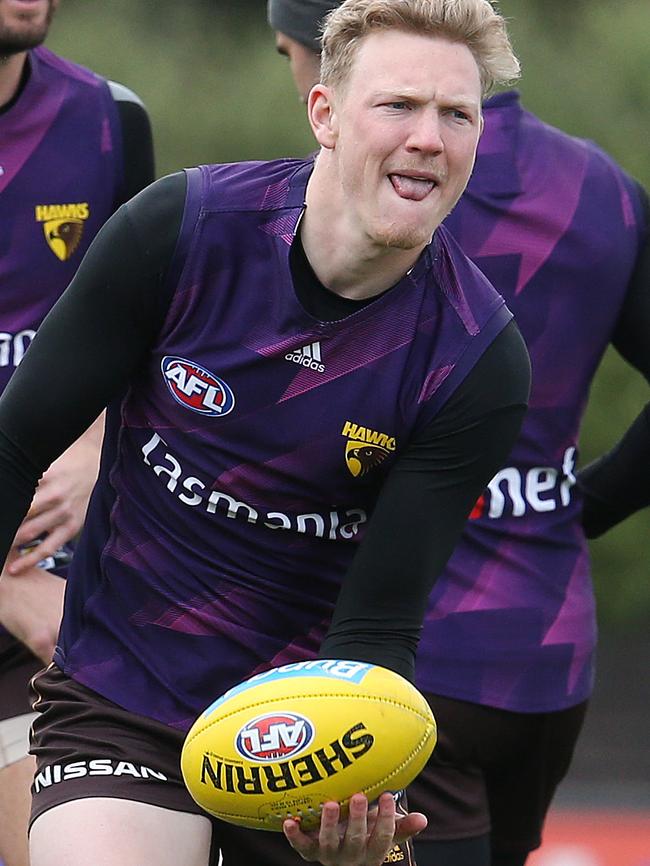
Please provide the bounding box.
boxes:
[181,659,436,831]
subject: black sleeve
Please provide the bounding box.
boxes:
[319,319,531,680]
[110,81,156,203]
[0,172,186,568]
[578,402,650,538]
[577,185,650,536]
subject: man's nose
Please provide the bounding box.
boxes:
[405,109,444,155]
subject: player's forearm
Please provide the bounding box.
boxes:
[578,402,650,537]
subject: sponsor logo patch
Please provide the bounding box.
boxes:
[35,202,89,261]
[33,760,168,793]
[236,712,314,763]
[341,420,396,477]
[142,433,367,540]
[285,341,325,373]
[161,356,235,417]
[468,446,577,519]
[200,722,374,795]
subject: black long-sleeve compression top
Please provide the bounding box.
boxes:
[0,172,530,678]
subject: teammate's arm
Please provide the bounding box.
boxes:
[0,173,186,571]
[578,185,650,537]
[320,319,531,681]
[578,402,650,538]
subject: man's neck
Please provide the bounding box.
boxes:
[301,152,426,300]
[0,51,29,110]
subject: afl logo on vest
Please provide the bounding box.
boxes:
[161,356,235,417]
[235,713,315,763]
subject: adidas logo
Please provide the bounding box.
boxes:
[285,341,325,373]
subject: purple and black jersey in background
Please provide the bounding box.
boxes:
[57,158,513,730]
[0,45,123,394]
[0,40,153,689]
[416,91,648,713]
[0,46,130,658]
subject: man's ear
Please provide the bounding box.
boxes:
[307,84,338,149]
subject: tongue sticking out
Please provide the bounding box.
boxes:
[389,174,436,201]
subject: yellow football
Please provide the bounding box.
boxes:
[181,659,436,831]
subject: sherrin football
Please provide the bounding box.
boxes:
[181,659,436,831]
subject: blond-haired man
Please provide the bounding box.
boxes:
[0,2,526,865]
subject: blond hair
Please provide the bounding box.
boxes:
[320,0,520,95]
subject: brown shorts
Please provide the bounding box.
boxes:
[407,693,588,856]
[29,665,200,823]
[29,665,415,866]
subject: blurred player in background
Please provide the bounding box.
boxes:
[411,122,648,866]
[0,1,154,864]
[0,1,527,864]
[267,1,650,864]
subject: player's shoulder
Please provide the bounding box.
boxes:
[482,92,640,198]
[521,103,638,189]
[435,223,501,295]
[197,157,313,215]
[429,224,508,332]
[107,79,146,110]
[31,45,108,91]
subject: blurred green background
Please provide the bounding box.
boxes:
[48,0,649,631]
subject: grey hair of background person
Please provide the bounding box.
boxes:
[267,0,338,51]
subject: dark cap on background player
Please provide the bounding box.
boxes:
[267,0,334,50]
[267,0,336,101]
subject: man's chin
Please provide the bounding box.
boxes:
[370,223,433,252]
[0,26,49,54]
[368,198,443,251]
[0,4,55,56]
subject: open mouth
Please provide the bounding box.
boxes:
[388,174,437,202]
